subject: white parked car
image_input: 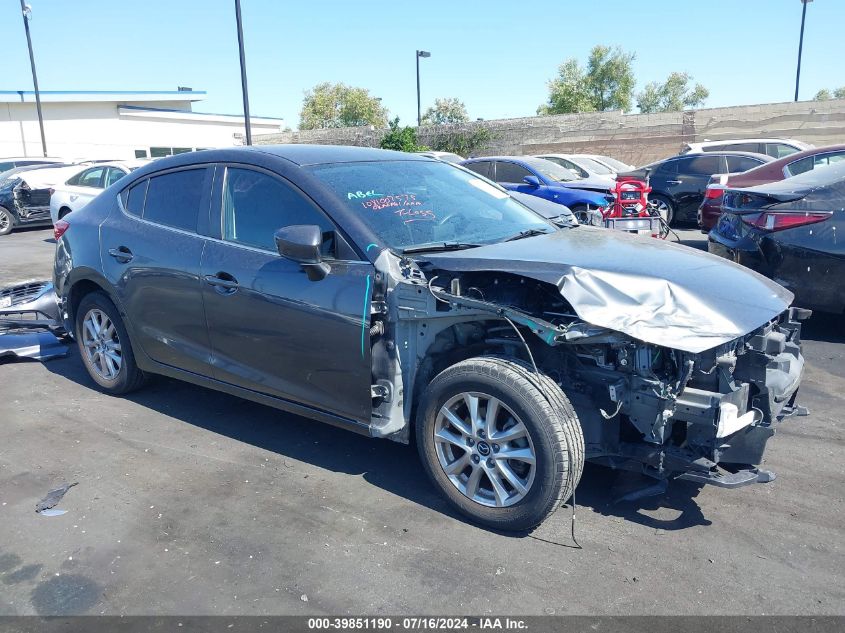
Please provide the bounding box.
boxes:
[570,153,636,173]
[681,138,813,159]
[535,153,617,189]
[50,160,147,224]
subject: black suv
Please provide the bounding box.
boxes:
[53,145,805,530]
[639,151,773,225]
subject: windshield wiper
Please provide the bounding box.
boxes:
[401,242,483,254]
[503,228,552,242]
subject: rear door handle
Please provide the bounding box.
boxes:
[204,273,239,293]
[108,246,133,263]
[667,180,682,185]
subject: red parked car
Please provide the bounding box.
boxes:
[698,144,845,231]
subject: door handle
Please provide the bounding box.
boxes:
[204,273,239,294]
[667,180,682,185]
[108,246,133,263]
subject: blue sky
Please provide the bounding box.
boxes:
[1,0,843,128]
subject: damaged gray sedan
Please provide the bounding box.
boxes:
[53,146,807,530]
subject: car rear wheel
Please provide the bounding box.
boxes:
[0,207,14,236]
[650,195,674,226]
[75,291,147,394]
[416,356,584,531]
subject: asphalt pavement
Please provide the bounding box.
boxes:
[0,226,842,616]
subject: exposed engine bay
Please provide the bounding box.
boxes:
[366,247,808,489]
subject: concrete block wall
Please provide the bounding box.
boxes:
[256,98,845,165]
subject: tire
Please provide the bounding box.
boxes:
[650,194,674,226]
[569,204,595,226]
[75,291,147,394]
[0,207,14,236]
[416,356,584,531]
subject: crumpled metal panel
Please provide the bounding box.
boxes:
[0,330,67,361]
[422,227,792,353]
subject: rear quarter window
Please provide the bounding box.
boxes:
[121,179,149,216]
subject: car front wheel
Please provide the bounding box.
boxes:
[0,207,14,236]
[75,291,147,394]
[650,195,674,226]
[416,356,584,531]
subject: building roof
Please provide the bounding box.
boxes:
[0,90,207,103]
[117,105,284,126]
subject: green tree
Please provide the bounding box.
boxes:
[299,82,388,130]
[421,97,470,125]
[425,126,492,157]
[814,87,845,100]
[637,72,709,113]
[538,45,636,114]
[379,118,428,153]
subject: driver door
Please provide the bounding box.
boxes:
[200,165,374,424]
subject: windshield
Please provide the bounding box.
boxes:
[308,160,553,251]
[522,157,578,182]
[572,157,614,175]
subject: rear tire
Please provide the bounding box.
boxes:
[0,207,14,236]
[416,356,584,531]
[75,291,147,394]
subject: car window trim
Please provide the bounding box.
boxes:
[116,164,213,236]
[212,162,363,262]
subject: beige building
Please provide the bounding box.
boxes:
[1,89,284,160]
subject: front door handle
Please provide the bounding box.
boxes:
[667,179,682,185]
[108,246,133,263]
[204,273,239,294]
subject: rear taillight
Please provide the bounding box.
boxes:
[53,219,70,240]
[740,211,832,232]
[704,186,725,200]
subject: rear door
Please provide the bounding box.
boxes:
[100,166,215,376]
[673,154,723,222]
[199,165,373,423]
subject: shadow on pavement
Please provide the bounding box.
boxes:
[40,346,712,536]
[801,311,845,344]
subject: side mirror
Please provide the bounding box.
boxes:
[274,224,330,281]
[523,175,541,187]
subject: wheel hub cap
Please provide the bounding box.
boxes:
[81,308,122,382]
[434,392,537,508]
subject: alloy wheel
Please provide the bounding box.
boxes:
[434,391,536,508]
[81,308,122,381]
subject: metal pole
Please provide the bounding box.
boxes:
[19,0,47,157]
[416,51,421,126]
[235,0,252,145]
[794,0,809,102]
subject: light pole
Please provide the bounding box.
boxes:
[234,0,252,145]
[416,50,431,126]
[794,0,813,102]
[19,1,47,157]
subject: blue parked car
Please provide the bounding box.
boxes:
[461,156,612,222]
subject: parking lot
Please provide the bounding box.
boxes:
[0,225,843,616]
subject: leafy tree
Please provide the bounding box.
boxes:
[814,87,845,100]
[299,82,388,130]
[379,118,428,153]
[538,45,636,114]
[421,98,470,125]
[637,72,709,113]
[425,126,493,157]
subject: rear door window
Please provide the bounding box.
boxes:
[464,161,492,179]
[77,167,105,188]
[681,155,721,176]
[143,169,207,232]
[494,161,533,184]
[785,151,845,177]
[766,143,800,158]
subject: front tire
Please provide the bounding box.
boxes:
[0,207,14,236]
[650,195,674,226]
[75,291,147,394]
[416,356,584,531]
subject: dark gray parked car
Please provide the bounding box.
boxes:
[54,145,807,530]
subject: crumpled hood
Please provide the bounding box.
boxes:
[422,227,793,353]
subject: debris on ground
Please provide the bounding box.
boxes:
[35,482,78,514]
